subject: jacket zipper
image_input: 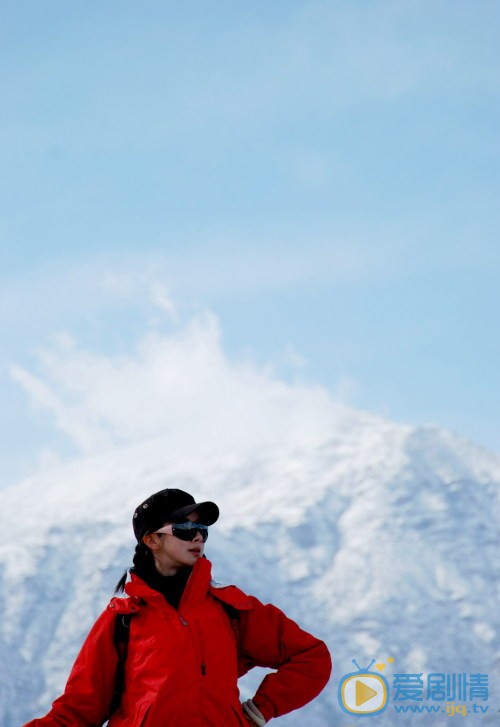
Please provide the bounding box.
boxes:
[196,620,207,676]
[179,615,206,676]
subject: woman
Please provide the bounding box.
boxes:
[23,488,332,726]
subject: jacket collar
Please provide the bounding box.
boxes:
[125,556,213,610]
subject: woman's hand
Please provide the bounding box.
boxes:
[241,699,266,726]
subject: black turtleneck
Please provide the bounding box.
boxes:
[134,565,192,609]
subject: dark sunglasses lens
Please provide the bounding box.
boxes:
[172,523,208,542]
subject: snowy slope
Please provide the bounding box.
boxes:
[0,410,499,726]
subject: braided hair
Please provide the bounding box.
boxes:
[114,541,157,593]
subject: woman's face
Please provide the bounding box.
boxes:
[144,511,205,575]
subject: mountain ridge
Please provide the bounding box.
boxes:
[1,411,499,726]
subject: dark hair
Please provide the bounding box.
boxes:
[114,541,157,594]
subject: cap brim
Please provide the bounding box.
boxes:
[170,500,219,526]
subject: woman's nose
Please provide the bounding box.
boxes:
[192,530,203,543]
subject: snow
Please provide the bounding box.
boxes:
[0,409,499,726]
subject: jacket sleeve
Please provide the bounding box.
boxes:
[238,602,332,722]
[22,608,119,727]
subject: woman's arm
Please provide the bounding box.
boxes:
[238,603,332,723]
[22,608,119,727]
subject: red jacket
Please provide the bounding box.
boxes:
[23,558,332,726]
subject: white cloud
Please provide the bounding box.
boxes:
[9,303,351,464]
[149,283,179,323]
[0,239,417,344]
[10,363,113,453]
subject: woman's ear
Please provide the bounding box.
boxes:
[142,533,161,551]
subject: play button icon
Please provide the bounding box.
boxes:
[356,679,378,706]
[339,672,389,715]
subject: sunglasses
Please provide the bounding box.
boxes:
[153,522,209,542]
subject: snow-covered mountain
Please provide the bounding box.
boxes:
[1,409,499,726]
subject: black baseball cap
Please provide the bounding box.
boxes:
[133,488,219,541]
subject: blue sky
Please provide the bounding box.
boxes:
[1,0,499,489]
